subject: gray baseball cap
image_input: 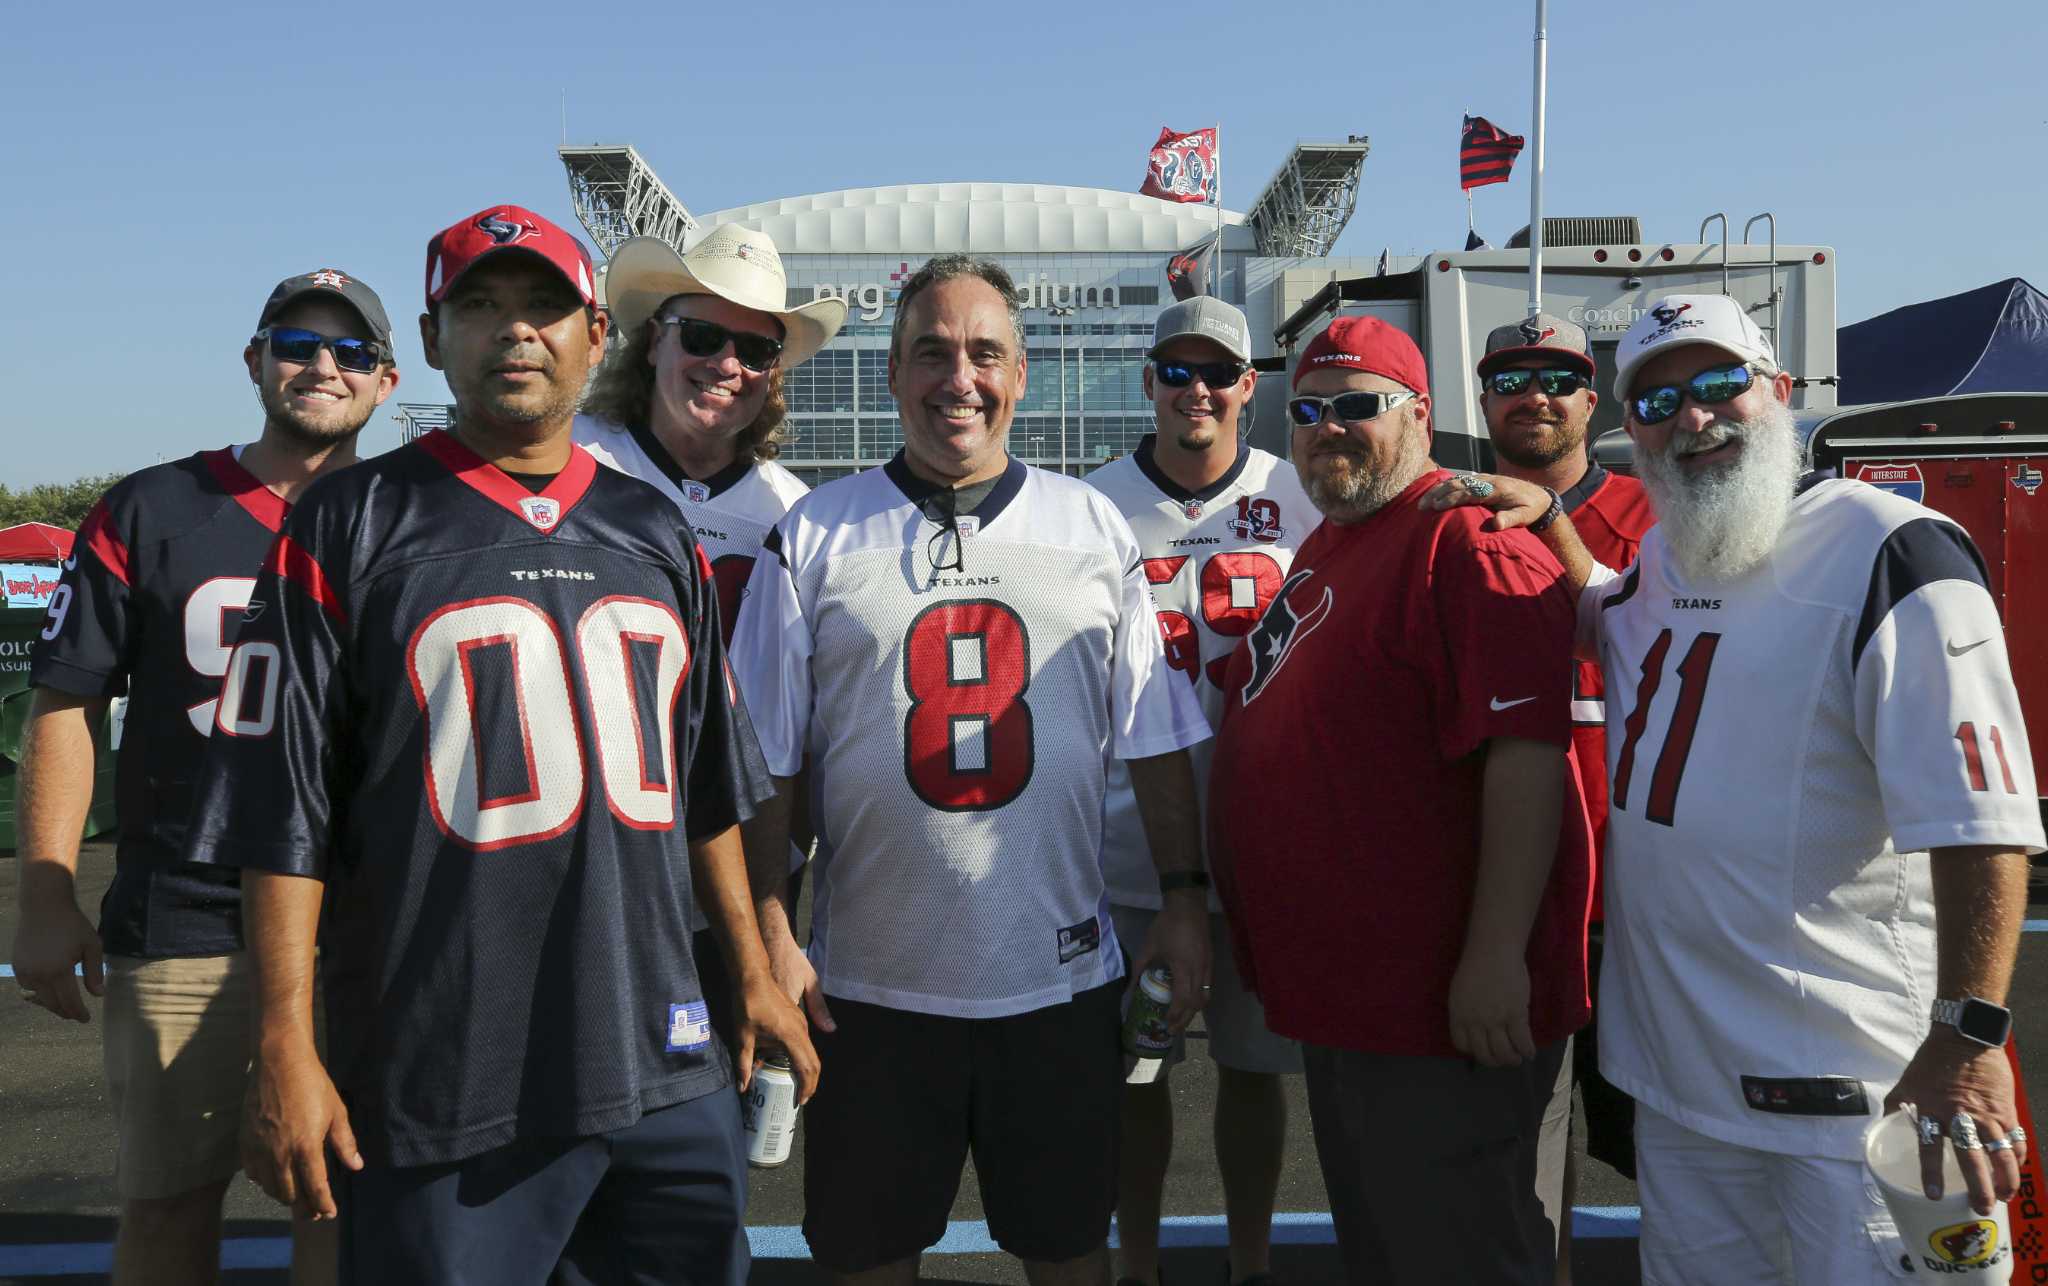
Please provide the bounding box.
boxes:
[256,268,395,351]
[1150,296,1252,364]
[1476,312,1593,379]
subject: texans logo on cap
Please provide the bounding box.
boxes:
[1650,303,1692,329]
[1518,320,1556,345]
[477,212,539,245]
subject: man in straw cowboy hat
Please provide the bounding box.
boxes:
[577,224,847,1048]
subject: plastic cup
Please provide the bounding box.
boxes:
[1863,1109,2013,1280]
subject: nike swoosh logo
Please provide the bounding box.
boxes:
[1947,639,1990,657]
[1490,696,1537,711]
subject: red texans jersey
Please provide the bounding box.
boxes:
[31,449,290,958]
[1561,463,1653,920]
[184,431,771,1167]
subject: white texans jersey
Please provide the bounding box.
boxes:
[730,454,1211,1018]
[1086,437,1321,909]
[576,414,811,912]
[1582,477,2045,1161]
[573,416,808,648]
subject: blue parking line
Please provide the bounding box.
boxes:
[0,1211,1643,1275]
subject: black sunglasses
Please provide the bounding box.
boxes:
[1155,359,1247,389]
[257,326,387,374]
[1486,367,1586,398]
[660,316,783,373]
[1286,389,1416,428]
[1629,362,1759,426]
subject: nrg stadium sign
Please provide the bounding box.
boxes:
[811,266,1122,321]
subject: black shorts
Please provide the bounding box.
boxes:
[801,980,1122,1271]
[1575,923,1637,1179]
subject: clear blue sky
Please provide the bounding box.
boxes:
[5,0,2042,483]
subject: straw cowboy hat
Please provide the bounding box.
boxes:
[603,224,847,369]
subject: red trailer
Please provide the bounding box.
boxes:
[1799,392,2048,824]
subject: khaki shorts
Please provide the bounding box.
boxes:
[103,952,256,1200]
[1109,905,1303,1077]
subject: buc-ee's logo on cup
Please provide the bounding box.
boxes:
[1924,1218,2006,1271]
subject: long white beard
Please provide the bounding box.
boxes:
[1634,399,1803,582]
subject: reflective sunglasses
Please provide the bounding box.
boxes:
[1286,389,1417,428]
[1154,359,1248,389]
[1629,362,1759,426]
[257,326,388,374]
[660,316,783,373]
[1486,367,1586,398]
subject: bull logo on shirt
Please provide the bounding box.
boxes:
[1239,570,1331,706]
[1225,496,1285,543]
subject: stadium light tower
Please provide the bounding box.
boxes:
[558,145,697,258]
[1245,140,1371,259]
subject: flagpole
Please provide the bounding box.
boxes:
[1527,0,1548,318]
[1212,123,1224,298]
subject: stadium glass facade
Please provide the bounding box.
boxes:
[688,183,1255,489]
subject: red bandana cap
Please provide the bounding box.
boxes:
[1295,316,1430,397]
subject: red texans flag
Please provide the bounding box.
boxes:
[1460,115,1525,191]
[1141,126,1219,204]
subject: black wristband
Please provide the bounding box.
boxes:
[1158,870,1211,895]
[1528,487,1565,534]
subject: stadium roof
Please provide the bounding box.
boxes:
[688,183,1252,256]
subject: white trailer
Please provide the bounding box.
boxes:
[1263,216,1838,470]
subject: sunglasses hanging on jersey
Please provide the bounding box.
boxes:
[659,316,783,374]
[1485,368,1587,398]
[925,488,966,576]
[257,326,389,374]
[1629,362,1761,426]
[1154,359,1248,390]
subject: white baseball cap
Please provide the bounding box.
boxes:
[1613,294,1776,398]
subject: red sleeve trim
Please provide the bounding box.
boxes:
[78,500,131,587]
[264,534,347,628]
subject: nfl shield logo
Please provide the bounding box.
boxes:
[679,481,711,504]
[1183,500,1204,520]
[518,496,562,531]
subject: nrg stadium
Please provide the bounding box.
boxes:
[395,141,1377,487]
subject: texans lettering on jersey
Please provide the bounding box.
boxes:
[30,448,290,958]
[184,431,772,1168]
[729,453,1210,1018]
[1086,437,1321,909]
[1581,477,2045,1161]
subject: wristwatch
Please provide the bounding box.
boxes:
[1931,996,2012,1048]
[1528,487,1565,534]
[1158,870,1211,895]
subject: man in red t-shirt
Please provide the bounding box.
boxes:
[1475,316,1654,1283]
[1211,316,1593,1285]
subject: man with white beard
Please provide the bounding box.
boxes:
[1426,294,2043,1285]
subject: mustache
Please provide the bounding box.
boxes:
[1672,421,1744,457]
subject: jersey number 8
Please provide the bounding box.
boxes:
[903,600,1034,812]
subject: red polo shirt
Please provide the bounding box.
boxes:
[1210,469,1593,1057]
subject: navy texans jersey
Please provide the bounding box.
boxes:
[31,448,292,958]
[184,431,772,1168]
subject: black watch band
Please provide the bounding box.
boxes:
[1158,870,1211,895]
[1931,996,2012,1048]
[1528,487,1565,534]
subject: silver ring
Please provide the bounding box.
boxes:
[2011,1126,2028,1147]
[1917,1113,1944,1146]
[1456,473,1497,499]
[1950,1113,1983,1150]
[1985,1137,2014,1153]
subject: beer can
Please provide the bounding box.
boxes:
[742,1056,799,1168]
[1122,965,1175,1058]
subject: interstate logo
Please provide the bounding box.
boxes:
[1850,461,1925,504]
[2014,462,2043,496]
[1925,1218,2005,1270]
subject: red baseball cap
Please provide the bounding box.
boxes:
[424,205,597,313]
[1295,316,1430,396]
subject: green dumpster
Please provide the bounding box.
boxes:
[0,605,118,849]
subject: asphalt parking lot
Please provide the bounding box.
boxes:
[2,843,2043,1284]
